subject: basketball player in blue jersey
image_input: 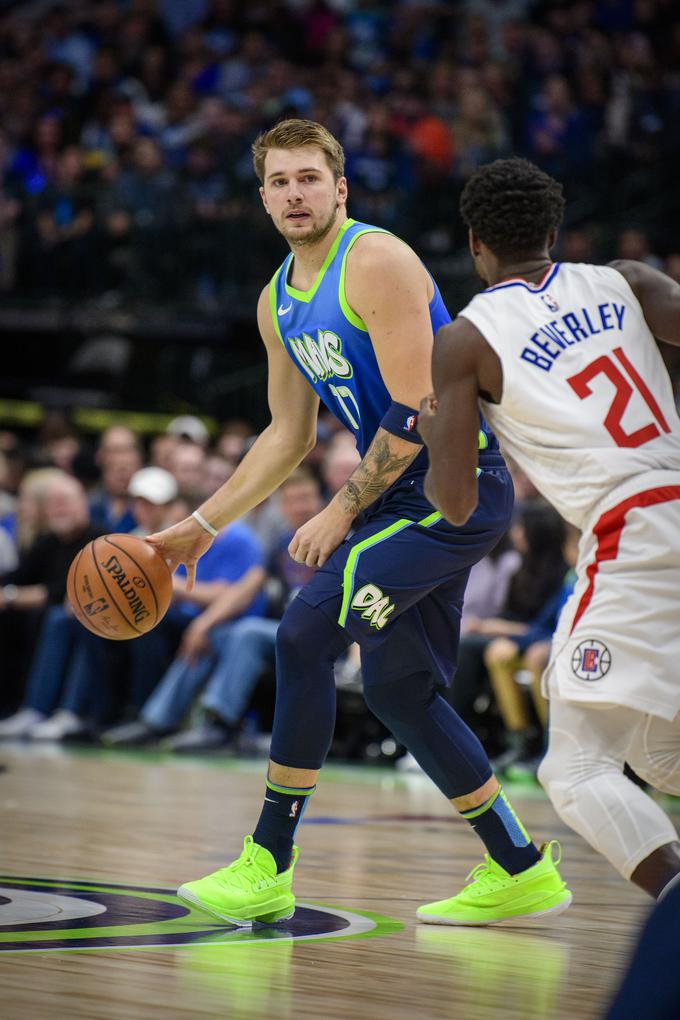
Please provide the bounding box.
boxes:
[147,120,570,927]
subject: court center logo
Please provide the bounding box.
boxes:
[0,877,400,952]
[571,639,611,681]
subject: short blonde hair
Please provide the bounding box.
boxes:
[252,119,345,183]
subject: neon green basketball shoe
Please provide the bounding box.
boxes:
[177,836,298,926]
[417,841,572,926]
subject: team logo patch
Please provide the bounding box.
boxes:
[0,877,401,952]
[541,292,560,312]
[351,584,395,630]
[571,640,611,681]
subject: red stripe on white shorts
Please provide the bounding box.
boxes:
[569,485,680,635]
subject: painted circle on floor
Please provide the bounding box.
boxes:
[0,877,401,952]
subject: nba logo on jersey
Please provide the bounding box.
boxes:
[571,640,612,681]
[403,414,417,433]
[540,293,560,313]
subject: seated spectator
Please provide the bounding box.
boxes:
[0,473,102,733]
[483,525,579,775]
[13,505,266,742]
[169,439,206,498]
[460,534,521,633]
[149,432,181,472]
[89,444,141,532]
[214,419,253,467]
[398,534,520,774]
[127,466,178,535]
[8,466,180,741]
[0,466,63,553]
[99,512,268,746]
[446,500,567,750]
[197,452,234,502]
[104,468,320,751]
[89,425,142,532]
[165,414,210,448]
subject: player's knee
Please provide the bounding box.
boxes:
[276,600,318,661]
[628,750,680,796]
[276,598,348,676]
[538,738,621,810]
[363,672,434,728]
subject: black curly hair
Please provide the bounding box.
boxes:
[460,158,565,258]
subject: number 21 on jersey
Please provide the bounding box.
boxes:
[567,346,671,448]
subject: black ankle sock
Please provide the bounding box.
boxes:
[252,780,315,873]
[461,787,541,875]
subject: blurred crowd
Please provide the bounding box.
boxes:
[0,0,677,775]
[0,408,576,778]
[0,0,677,310]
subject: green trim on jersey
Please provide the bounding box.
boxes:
[268,266,285,345]
[338,227,390,331]
[283,218,356,302]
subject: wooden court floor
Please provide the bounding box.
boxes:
[1,744,669,1020]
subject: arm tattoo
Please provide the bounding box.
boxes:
[338,431,420,516]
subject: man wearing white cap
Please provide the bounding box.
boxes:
[128,466,179,536]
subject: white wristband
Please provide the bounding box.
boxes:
[191,510,218,537]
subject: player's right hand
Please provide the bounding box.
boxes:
[146,517,214,590]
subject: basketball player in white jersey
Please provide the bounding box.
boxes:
[419,157,680,902]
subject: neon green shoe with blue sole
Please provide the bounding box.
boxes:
[177,835,298,926]
[417,841,572,926]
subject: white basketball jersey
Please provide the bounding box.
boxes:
[460,262,680,528]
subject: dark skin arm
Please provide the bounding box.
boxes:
[610,260,680,346]
[419,317,502,526]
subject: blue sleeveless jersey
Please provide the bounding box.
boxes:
[268,218,498,469]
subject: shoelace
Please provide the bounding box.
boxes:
[464,857,510,892]
[216,841,275,892]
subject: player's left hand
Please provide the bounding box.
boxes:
[417,393,438,446]
[288,502,354,568]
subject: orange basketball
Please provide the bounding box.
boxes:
[67,533,173,640]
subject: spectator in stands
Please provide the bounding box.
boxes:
[25,146,98,297]
[446,501,567,747]
[0,473,101,732]
[320,431,361,499]
[15,466,180,741]
[197,452,234,501]
[215,419,253,467]
[102,507,268,747]
[128,466,178,536]
[165,414,210,448]
[102,136,176,297]
[149,432,180,472]
[483,525,579,775]
[89,442,141,532]
[615,227,663,270]
[169,440,206,498]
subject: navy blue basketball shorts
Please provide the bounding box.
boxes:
[297,460,513,688]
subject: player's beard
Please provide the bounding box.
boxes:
[280,201,339,248]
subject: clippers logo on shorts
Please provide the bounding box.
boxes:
[351,583,395,630]
[571,639,611,681]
